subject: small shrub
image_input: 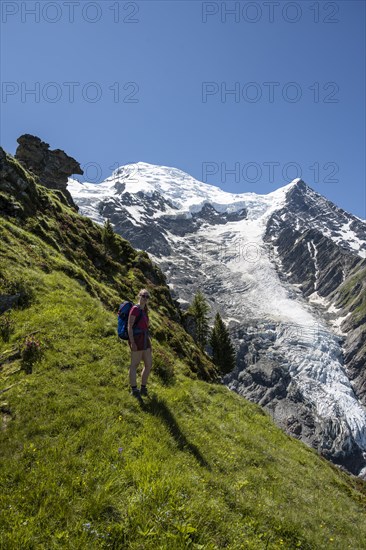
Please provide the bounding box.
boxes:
[0,311,14,342]
[153,348,175,385]
[153,326,166,342]
[39,261,51,273]
[169,334,185,357]
[17,281,35,308]
[11,279,35,308]
[21,335,43,373]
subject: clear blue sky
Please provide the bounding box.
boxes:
[1,0,365,217]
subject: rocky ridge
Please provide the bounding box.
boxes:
[15,134,82,210]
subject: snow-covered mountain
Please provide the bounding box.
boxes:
[68,162,366,476]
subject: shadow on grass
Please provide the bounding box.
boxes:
[141,395,211,470]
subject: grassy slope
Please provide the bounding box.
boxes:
[1,160,366,549]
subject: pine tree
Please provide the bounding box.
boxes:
[209,312,236,374]
[189,291,210,350]
[102,219,117,254]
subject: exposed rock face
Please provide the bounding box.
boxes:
[264,182,365,298]
[97,185,248,257]
[225,320,366,475]
[99,189,174,256]
[267,180,366,257]
[15,134,82,209]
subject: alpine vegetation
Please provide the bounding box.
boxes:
[188,291,210,350]
[2,136,366,549]
[210,312,236,375]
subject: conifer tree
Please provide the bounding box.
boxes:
[102,219,117,254]
[189,291,210,350]
[210,312,236,374]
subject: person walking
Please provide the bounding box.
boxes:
[128,289,152,397]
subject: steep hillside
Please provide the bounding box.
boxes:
[0,148,213,380]
[333,263,366,400]
[1,148,366,549]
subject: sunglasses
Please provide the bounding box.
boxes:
[140,294,150,298]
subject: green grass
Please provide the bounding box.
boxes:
[1,308,366,550]
[1,159,366,549]
[332,263,366,363]
[335,264,366,326]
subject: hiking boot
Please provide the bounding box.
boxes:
[140,386,148,397]
[131,388,141,398]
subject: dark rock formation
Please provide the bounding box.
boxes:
[265,222,361,299]
[15,134,82,209]
[280,180,366,254]
[224,322,316,444]
[98,187,248,257]
[159,203,247,239]
[224,321,366,476]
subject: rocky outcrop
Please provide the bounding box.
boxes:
[99,191,173,256]
[15,134,82,209]
[265,219,361,298]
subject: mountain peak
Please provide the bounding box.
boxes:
[68,162,324,234]
[93,161,302,219]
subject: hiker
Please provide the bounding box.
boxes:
[128,289,152,397]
